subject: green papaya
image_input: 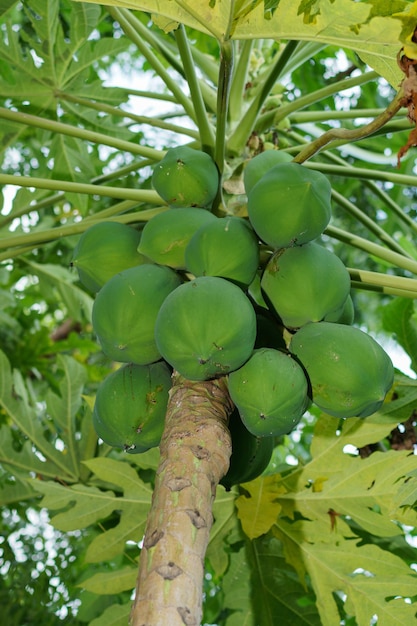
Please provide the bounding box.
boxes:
[138,208,217,269]
[243,149,292,195]
[152,146,219,208]
[324,293,355,325]
[185,216,260,287]
[289,321,394,418]
[220,409,274,490]
[261,243,351,329]
[92,263,181,365]
[71,221,148,293]
[93,361,172,453]
[154,276,257,381]
[227,348,309,437]
[247,162,331,248]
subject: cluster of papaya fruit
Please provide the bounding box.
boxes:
[71,145,394,487]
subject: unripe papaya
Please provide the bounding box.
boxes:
[243,150,292,195]
[93,361,172,453]
[152,146,219,208]
[289,322,394,418]
[92,264,181,365]
[185,216,260,287]
[261,243,351,329]
[220,409,274,490]
[71,221,148,293]
[247,162,331,248]
[138,208,217,269]
[227,348,309,437]
[324,293,355,325]
[155,276,256,381]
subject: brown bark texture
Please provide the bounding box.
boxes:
[130,372,234,626]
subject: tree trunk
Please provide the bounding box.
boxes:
[130,372,234,626]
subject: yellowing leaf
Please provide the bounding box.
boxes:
[236,475,285,539]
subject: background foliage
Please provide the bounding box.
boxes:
[1,1,417,624]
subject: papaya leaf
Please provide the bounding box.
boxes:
[88,601,132,626]
[30,457,153,562]
[0,350,80,481]
[223,545,255,626]
[247,533,321,626]
[274,519,417,626]
[23,260,93,322]
[75,0,407,83]
[0,472,36,505]
[80,566,138,595]
[207,486,241,576]
[235,475,285,539]
[382,297,417,374]
[0,426,64,482]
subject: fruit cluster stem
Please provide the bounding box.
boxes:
[130,373,234,626]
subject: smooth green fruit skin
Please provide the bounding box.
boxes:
[155,276,257,381]
[93,361,172,453]
[71,221,148,293]
[324,294,355,325]
[138,208,217,269]
[185,216,260,287]
[228,348,309,437]
[289,322,394,418]
[244,150,292,195]
[152,146,219,208]
[261,243,351,329]
[92,264,181,365]
[247,162,331,248]
[221,409,274,490]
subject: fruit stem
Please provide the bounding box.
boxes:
[228,39,254,124]
[215,39,234,176]
[0,209,167,259]
[0,106,163,161]
[0,173,163,204]
[348,268,417,297]
[130,373,233,626]
[293,85,405,163]
[174,24,216,152]
[107,7,198,124]
[56,91,200,141]
[326,224,417,275]
[226,39,299,157]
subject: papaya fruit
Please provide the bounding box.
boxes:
[220,409,274,490]
[227,348,309,437]
[244,149,292,195]
[93,361,172,453]
[261,242,351,329]
[138,208,217,269]
[71,221,148,293]
[154,276,257,381]
[185,216,260,287]
[289,321,394,418]
[324,293,355,325]
[92,263,181,365]
[247,162,331,248]
[152,146,219,209]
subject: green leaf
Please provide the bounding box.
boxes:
[274,520,417,626]
[88,602,132,626]
[80,566,137,594]
[223,545,255,626]
[30,457,153,562]
[0,350,80,481]
[0,473,36,505]
[235,475,284,539]
[247,534,321,626]
[208,486,241,576]
[382,297,417,374]
[23,260,93,321]
[76,0,406,83]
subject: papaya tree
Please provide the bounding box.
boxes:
[1,1,417,625]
